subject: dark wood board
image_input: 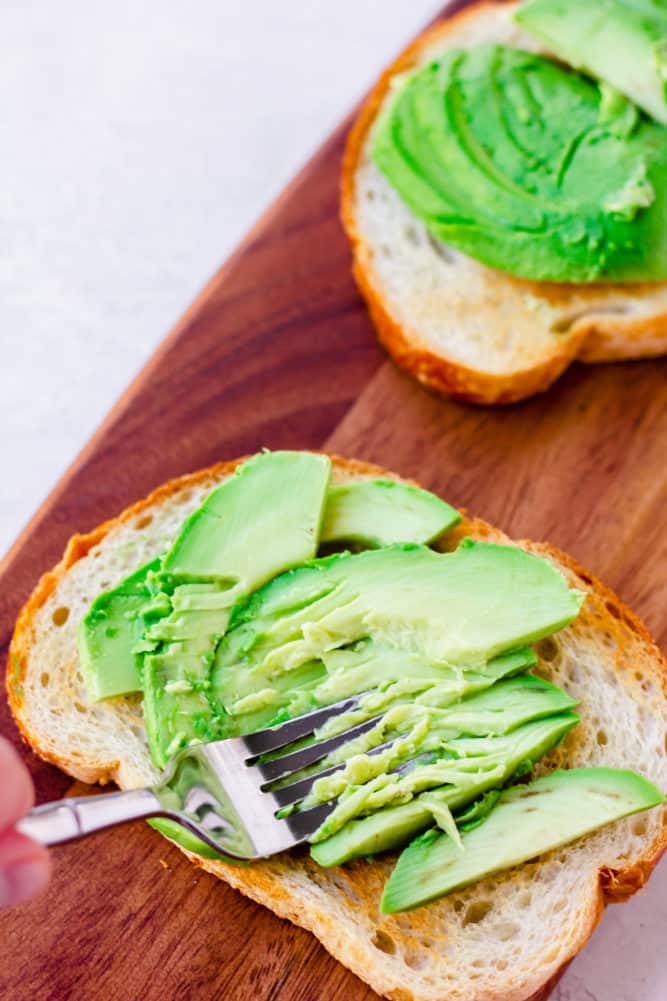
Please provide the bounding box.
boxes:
[1,1,666,998]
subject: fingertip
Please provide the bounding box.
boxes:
[0,737,34,829]
[0,832,51,908]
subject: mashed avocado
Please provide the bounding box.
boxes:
[372,44,667,283]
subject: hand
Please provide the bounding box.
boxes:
[0,737,51,907]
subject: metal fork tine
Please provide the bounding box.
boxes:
[241,692,367,757]
[270,737,397,808]
[257,713,385,784]
[285,801,337,843]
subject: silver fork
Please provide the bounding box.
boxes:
[17,693,390,860]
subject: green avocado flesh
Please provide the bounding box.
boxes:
[160,453,329,584]
[372,43,667,282]
[320,480,460,548]
[206,538,580,854]
[140,451,332,768]
[211,540,583,729]
[381,768,665,913]
[79,558,159,700]
[307,682,578,842]
[77,452,663,905]
[516,0,667,126]
[296,676,576,823]
[78,474,455,708]
[310,712,578,865]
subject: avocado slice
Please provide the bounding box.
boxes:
[315,644,537,726]
[304,676,578,837]
[79,558,160,700]
[212,540,584,718]
[320,480,460,548]
[516,0,667,126]
[141,451,332,767]
[161,451,331,583]
[310,712,578,865]
[381,767,664,912]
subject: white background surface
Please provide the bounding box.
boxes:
[1,0,440,559]
[1,3,665,999]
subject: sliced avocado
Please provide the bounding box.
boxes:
[161,451,331,584]
[260,648,538,791]
[309,712,578,865]
[320,480,460,548]
[211,638,537,743]
[141,580,241,763]
[313,644,537,733]
[78,558,159,700]
[403,673,576,739]
[212,540,584,716]
[516,0,667,126]
[304,676,577,837]
[78,472,460,703]
[277,672,571,801]
[381,767,665,912]
[142,451,332,767]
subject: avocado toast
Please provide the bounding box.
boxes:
[343,0,667,404]
[8,452,667,1001]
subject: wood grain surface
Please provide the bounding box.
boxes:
[1,1,666,998]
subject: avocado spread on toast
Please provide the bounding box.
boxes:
[370,0,667,284]
[78,452,664,908]
[372,42,667,283]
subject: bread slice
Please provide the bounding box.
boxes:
[8,454,667,1001]
[342,0,667,405]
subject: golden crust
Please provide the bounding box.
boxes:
[577,310,667,363]
[8,453,667,1001]
[351,254,583,406]
[341,1,667,405]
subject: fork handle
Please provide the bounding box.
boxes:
[16,788,163,847]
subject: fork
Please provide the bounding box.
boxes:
[17,693,390,860]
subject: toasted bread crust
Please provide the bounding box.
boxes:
[350,254,584,405]
[8,454,667,1001]
[341,0,667,405]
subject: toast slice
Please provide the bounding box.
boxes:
[341,1,667,405]
[7,454,667,1001]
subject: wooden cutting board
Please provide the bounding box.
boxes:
[2,2,666,998]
